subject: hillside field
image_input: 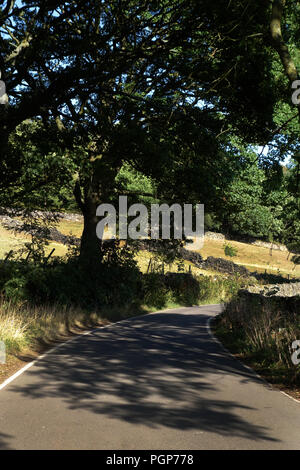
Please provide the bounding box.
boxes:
[0,219,299,278]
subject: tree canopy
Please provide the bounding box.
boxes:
[0,0,299,263]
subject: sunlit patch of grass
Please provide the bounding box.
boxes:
[0,301,108,357]
[0,225,29,259]
[0,225,68,259]
[199,238,300,278]
[0,299,160,362]
[135,250,224,277]
[56,219,83,238]
[56,219,300,278]
[0,305,29,353]
[2,216,299,278]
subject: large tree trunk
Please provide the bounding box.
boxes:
[74,176,102,268]
[74,149,120,267]
[80,196,102,267]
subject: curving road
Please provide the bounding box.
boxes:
[0,304,300,450]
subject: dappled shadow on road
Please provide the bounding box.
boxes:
[0,431,13,449]
[10,307,278,443]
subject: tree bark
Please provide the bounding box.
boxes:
[80,197,102,266]
[74,153,120,267]
[74,175,102,267]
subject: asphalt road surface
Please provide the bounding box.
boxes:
[0,304,300,450]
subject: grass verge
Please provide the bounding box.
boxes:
[0,297,196,385]
[213,297,300,401]
[0,301,142,385]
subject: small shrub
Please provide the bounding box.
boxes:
[164,273,200,305]
[224,243,238,258]
[142,273,172,308]
[3,276,28,302]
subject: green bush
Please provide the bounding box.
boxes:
[224,243,238,258]
[196,275,243,303]
[3,276,28,302]
[0,258,142,308]
[141,272,244,309]
[141,273,172,308]
[0,255,245,311]
[164,273,200,305]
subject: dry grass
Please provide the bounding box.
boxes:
[135,249,223,277]
[0,306,29,353]
[56,219,83,238]
[1,218,299,278]
[0,225,68,259]
[0,301,105,355]
[0,300,114,384]
[0,225,29,258]
[56,221,300,278]
[199,238,300,278]
[215,296,300,388]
